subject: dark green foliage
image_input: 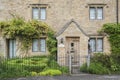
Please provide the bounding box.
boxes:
[80,63,88,73]
[91,53,120,72]
[80,53,120,74]
[91,53,112,69]
[100,23,120,34]
[88,62,110,74]
[48,60,60,69]
[0,17,57,58]
[100,23,120,56]
[80,62,110,74]
[59,66,69,74]
[0,56,69,78]
[47,30,57,60]
[23,64,47,72]
[0,17,49,55]
[0,61,30,78]
[47,60,69,74]
[15,59,23,63]
[99,23,120,74]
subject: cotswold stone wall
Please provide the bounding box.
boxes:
[0,0,118,34]
[0,0,119,58]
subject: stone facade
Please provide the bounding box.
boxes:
[0,0,120,66]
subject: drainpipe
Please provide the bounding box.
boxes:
[116,0,119,24]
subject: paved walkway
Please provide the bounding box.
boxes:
[2,74,120,80]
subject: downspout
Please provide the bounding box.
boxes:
[116,0,119,24]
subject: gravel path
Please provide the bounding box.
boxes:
[1,74,120,80]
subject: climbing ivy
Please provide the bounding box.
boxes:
[100,23,120,57]
[47,29,57,60]
[0,17,57,56]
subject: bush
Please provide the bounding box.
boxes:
[0,56,68,78]
[59,66,69,74]
[0,62,30,78]
[15,59,23,63]
[91,53,120,73]
[23,63,47,72]
[100,23,120,64]
[30,71,38,76]
[39,69,62,76]
[0,70,30,78]
[88,62,110,74]
[91,53,112,68]
[80,62,110,74]
[47,60,69,74]
[48,60,60,69]
[80,53,120,74]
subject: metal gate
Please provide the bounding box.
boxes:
[68,54,89,74]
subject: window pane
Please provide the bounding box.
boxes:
[40,8,46,20]
[32,8,39,19]
[9,39,16,58]
[90,7,96,19]
[33,39,39,52]
[97,7,103,19]
[90,38,96,52]
[97,38,103,52]
[40,39,46,52]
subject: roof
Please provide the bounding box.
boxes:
[56,19,88,37]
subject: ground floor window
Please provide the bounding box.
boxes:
[32,38,46,52]
[89,38,103,52]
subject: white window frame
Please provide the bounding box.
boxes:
[32,38,46,52]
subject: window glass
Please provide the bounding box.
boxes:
[90,38,96,52]
[97,38,103,52]
[89,38,103,52]
[32,39,46,52]
[90,7,96,19]
[32,8,39,19]
[97,7,103,19]
[40,8,46,20]
[40,39,46,52]
[33,39,39,52]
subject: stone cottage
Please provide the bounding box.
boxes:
[0,0,119,67]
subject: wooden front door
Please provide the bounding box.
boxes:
[8,39,16,58]
[66,37,80,74]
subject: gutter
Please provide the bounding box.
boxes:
[116,0,119,24]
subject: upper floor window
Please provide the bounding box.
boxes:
[89,7,103,20]
[89,38,103,52]
[32,7,46,20]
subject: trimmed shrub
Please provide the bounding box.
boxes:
[30,71,38,76]
[0,56,68,78]
[39,69,62,76]
[59,66,69,74]
[23,63,47,72]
